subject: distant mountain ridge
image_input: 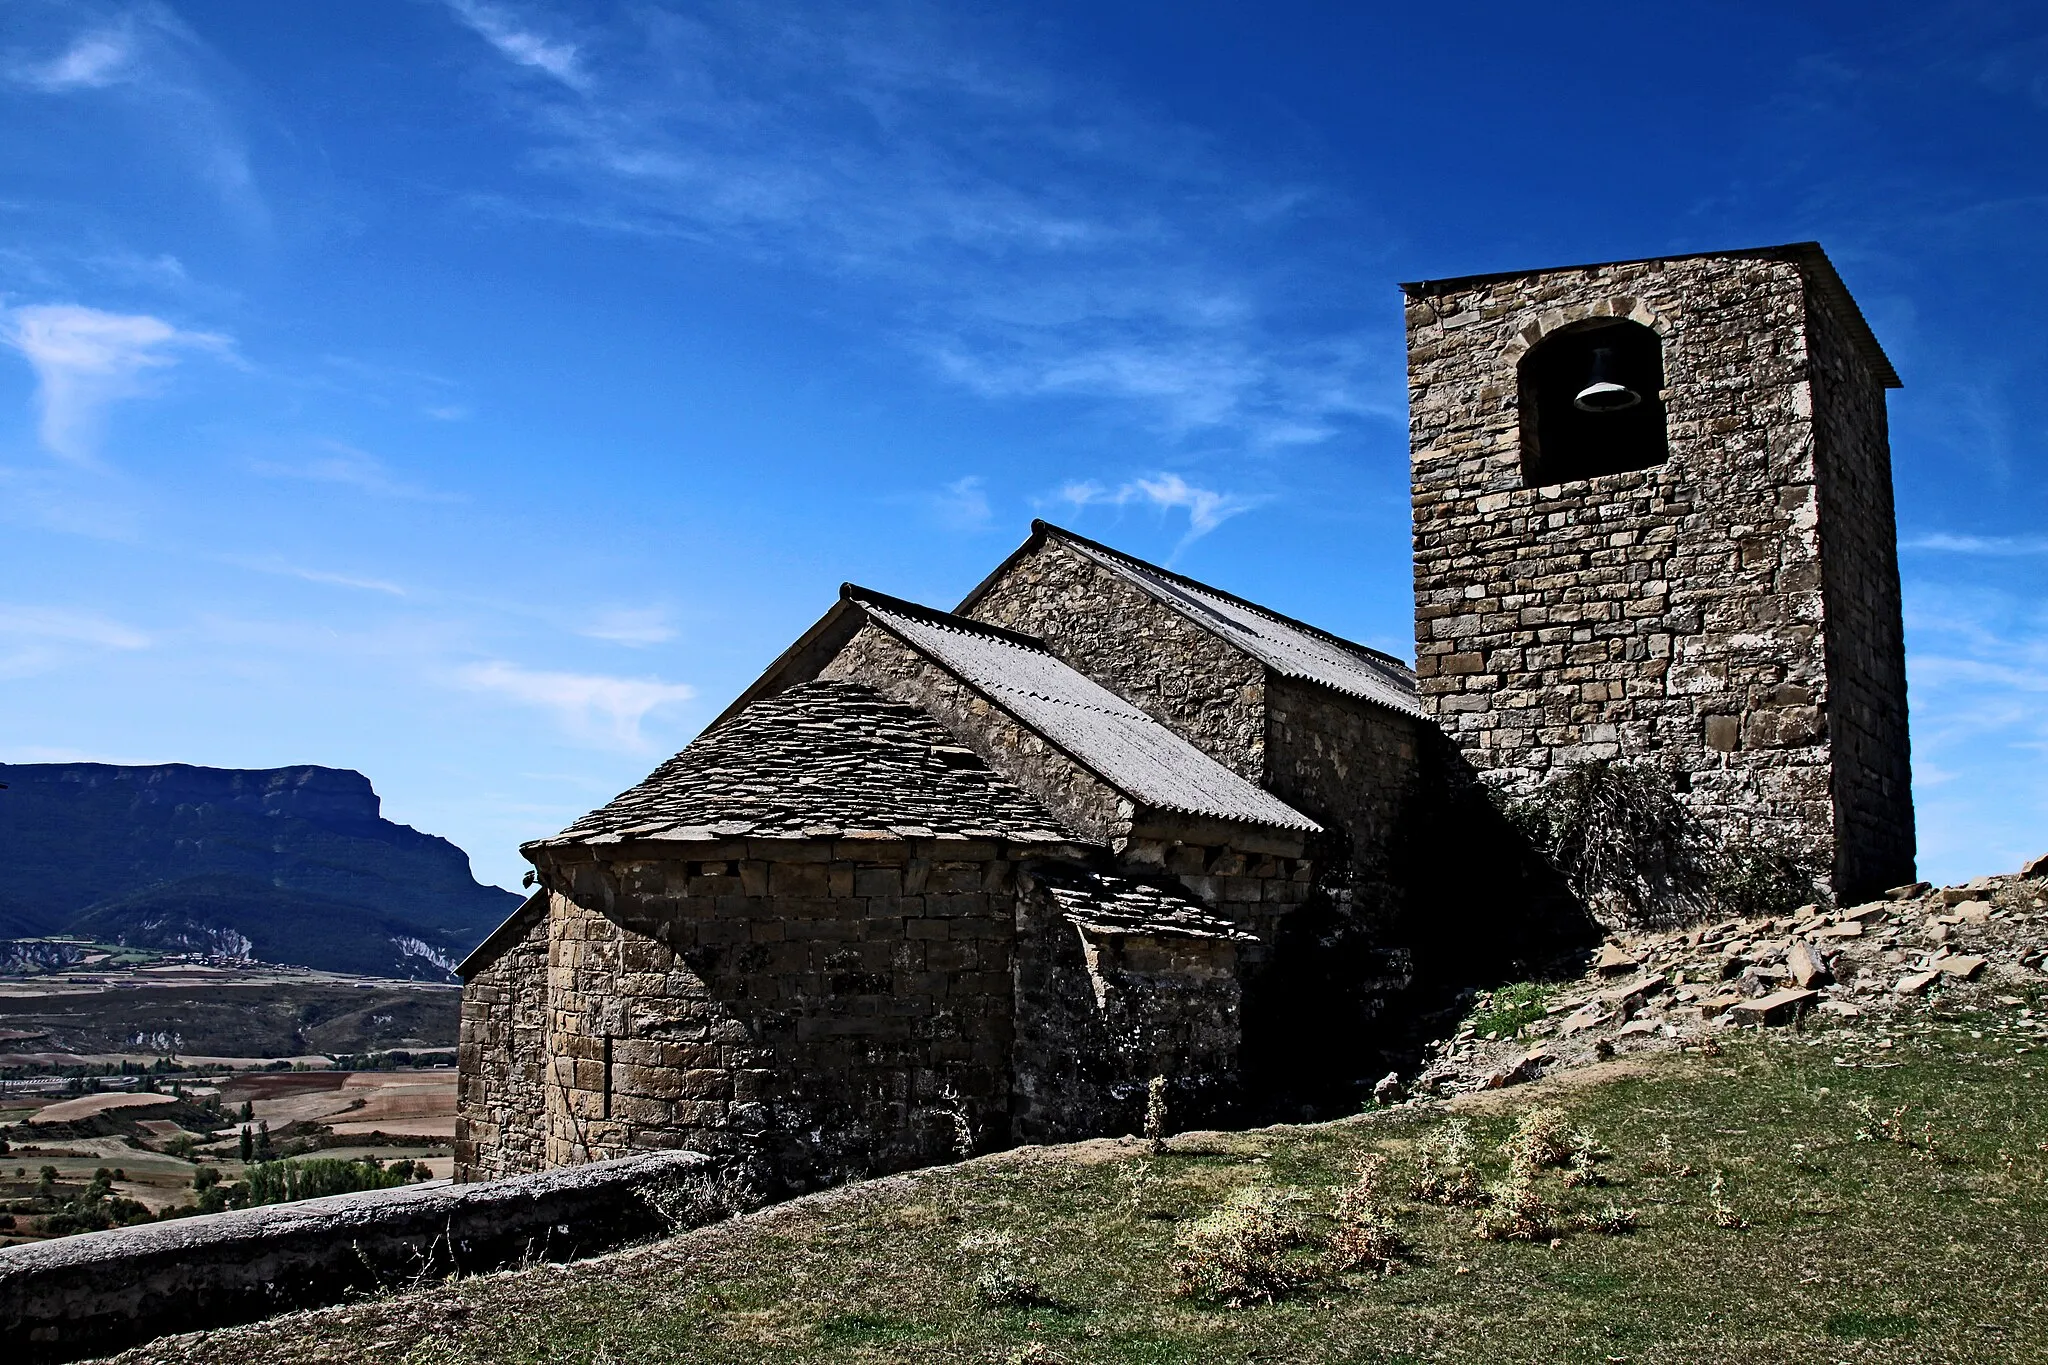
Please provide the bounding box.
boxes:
[0,762,521,980]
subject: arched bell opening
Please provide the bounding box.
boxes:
[1518,318,1669,486]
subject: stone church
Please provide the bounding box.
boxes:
[455,242,1914,1190]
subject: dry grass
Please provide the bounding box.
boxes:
[109,997,2048,1365]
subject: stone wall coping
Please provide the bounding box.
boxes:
[2,1151,721,1363]
[0,1149,709,1277]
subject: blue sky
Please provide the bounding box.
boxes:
[1,1,2044,892]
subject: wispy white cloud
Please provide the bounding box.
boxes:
[3,3,265,229]
[455,660,695,749]
[445,0,588,90]
[1051,471,1267,550]
[9,26,136,91]
[236,560,409,597]
[1905,532,2048,556]
[247,442,453,502]
[440,3,1392,445]
[578,607,677,646]
[927,475,994,532]
[0,603,150,679]
[0,604,149,650]
[0,303,230,461]
[1903,580,2048,881]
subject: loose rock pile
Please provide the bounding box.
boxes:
[1410,855,2048,1096]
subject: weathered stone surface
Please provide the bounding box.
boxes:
[1787,939,1831,990]
[1935,954,1987,980]
[1729,988,1820,1026]
[1895,969,1941,996]
[1594,944,1639,975]
[1558,1004,1612,1036]
[2023,854,2048,880]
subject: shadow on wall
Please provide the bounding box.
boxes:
[1236,735,1599,1122]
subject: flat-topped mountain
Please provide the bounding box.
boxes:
[0,762,520,980]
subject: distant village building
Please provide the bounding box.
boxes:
[456,243,1913,1189]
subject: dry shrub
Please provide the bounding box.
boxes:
[636,1165,760,1231]
[1144,1076,1169,1153]
[1573,1203,1640,1236]
[1506,1107,1577,1169]
[973,1264,1052,1310]
[1327,1154,1405,1277]
[1171,1187,1315,1306]
[1412,1118,1484,1206]
[1708,1170,1748,1229]
[1641,1133,1696,1179]
[1474,1154,1559,1243]
[1497,759,1712,927]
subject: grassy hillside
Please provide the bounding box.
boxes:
[116,995,2048,1365]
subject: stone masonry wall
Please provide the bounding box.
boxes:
[1407,252,1880,888]
[454,900,549,1181]
[1806,289,1916,897]
[537,838,1018,1191]
[1009,878,1241,1143]
[1264,674,1425,925]
[822,622,1134,843]
[964,538,1270,781]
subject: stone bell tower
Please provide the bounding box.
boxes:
[1402,243,1914,902]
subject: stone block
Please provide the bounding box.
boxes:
[1728,988,1819,1026]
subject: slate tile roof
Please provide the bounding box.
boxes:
[1015,522,1425,719]
[851,592,1320,835]
[533,680,1075,849]
[1031,863,1251,941]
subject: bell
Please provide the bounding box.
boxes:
[1573,346,1642,412]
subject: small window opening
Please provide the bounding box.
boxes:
[1518,318,1668,486]
[602,1034,614,1119]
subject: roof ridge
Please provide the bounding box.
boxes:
[1026,521,1415,673]
[841,583,1053,653]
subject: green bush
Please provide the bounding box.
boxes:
[1468,982,1553,1040]
[241,1158,409,1207]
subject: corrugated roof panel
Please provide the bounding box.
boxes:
[864,602,1319,834]
[1052,534,1425,718]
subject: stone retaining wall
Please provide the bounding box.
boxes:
[0,1150,721,1365]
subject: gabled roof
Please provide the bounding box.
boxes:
[457,887,547,980]
[849,589,1320,835]
[960,521,1424,720]
[1398,241,1900,390]
[530,679,1074,853]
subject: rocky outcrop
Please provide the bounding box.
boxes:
[1407,857,2048,1095]
[0,763,519,979]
